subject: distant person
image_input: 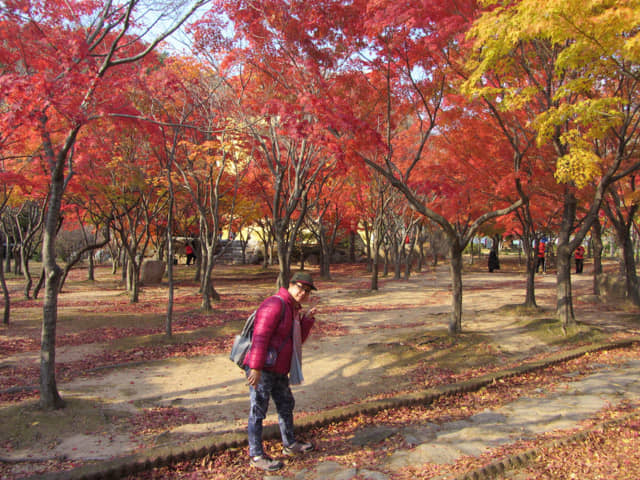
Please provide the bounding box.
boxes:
[574,245,585,274]
[488,248,500,273]
[185,242,195,265]
[244,271,318,471]
[535,240,546,273]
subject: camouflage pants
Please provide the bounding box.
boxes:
[246,369,296,457]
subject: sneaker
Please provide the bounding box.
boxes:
[250,455,283,471]
[282,441,314,456]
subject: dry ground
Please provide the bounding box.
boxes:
[1,257,639,478]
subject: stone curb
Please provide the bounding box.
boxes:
[23,336,640,480]
[450,409,640,480]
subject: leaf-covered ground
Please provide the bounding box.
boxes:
[119,346,640,480]
[502,410,640,479]
[2,260,640,479]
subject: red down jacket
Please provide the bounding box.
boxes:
[244,287,315,375]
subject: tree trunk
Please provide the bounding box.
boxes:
[393,237,403,279]
[524,253,537,307]
[194,239,202,283]
[555,191,577,328]
[239,236,248,264]
[40,175,65,409]
[33,268,44,299]
[269,242,276,266]
[370,249,379,291]
[318,227,332,280]
[555,246,575,328]
[299,247,306,271]
[621,231,640,305]
[363,224,373,273]
[200,247,221,311]
[127,257,141,303]
[21,249,32,299]
[0,249,9,324]
[12,245,20,274]
[603,191,640,305]
[262,243,269,269]
[166,191,174,337]
[200,267,212,311]
[394,245,402,280]
[383,245,390,277]
[592,219,604,296]
[417,226,425,272]
[3,239,10,273]
[121,253,128,285]
[87,253,95,281]
[276,238,291,289]
[521,234,537,308]
[404,235,417,279]
[448,241,464,335]
[348,230,356,263]
[320,248,331,279]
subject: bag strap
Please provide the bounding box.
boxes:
[240,311,256,338]
[246,295,286,340]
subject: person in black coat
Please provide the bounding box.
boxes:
[488,247,500,273]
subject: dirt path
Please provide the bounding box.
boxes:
[0,265,623,470]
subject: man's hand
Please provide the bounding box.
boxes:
[248,368,262,387]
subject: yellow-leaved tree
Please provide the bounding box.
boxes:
[464,0,640,327]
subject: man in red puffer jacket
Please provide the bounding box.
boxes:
[244,271,317,471]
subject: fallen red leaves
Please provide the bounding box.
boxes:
[129,407,199,436]
[0,335,233,403]
[3,265,640,480]
[0,296,253,354]
[516,409,640,479]
[117,344,640,480]
[0,312,348,404]
[0,336,40,356]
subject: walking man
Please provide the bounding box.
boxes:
[244,271,318,471]
[575,245,585,274]
[535,240,546,273]
[185,242,196,265]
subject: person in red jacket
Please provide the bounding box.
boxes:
[184,242,195,265]
[535,240,546,273]
[574,245,585,274]
[244,271,317,471]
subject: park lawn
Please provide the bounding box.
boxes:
[0,257,625,402]
[0,256,638,479]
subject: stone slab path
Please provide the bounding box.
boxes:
[280,359,640,479]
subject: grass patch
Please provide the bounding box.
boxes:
[366,341,424,369]
[341,289,388,298]
[616,313,640,324]
[495,303,549,317]
[213,265,279,282]
[520,317,606,345]
[379,330,505,374]
[420,332,503,372]
[0,398,131,451]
